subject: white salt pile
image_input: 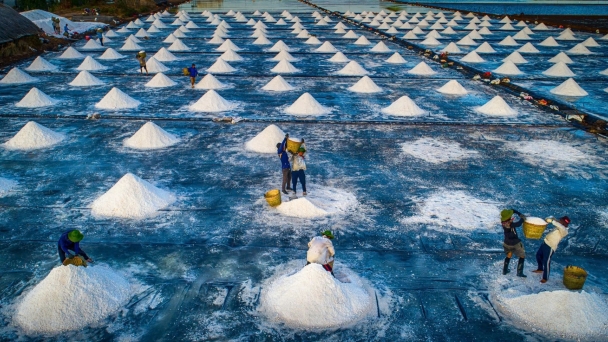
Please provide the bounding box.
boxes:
[542,62,575,77]
[168,39,190,51]
[119,39,142,51]
[567,43,593,55]
[259,263,375,329]
[195,74,228,90]
[460,51,485,63]
[25,56,57,72]
[386,52,407,64]
[305,36,322,45]
[421,37,441,46]
[381,96,425,116]
[76,56,107,71]
[141,57,168,73]
[217,39,241,52]
[407,61,436,75]
[244,124,285,153]
[99,48,126,60]
[95,87,141,110]
[253,36,272,45]
[549,52,573,64]
[284,93,331,116]
[3,121,65,150]
[276,197,328,217]
[401,138,477,164]
[269,40,291,52]
[271,60,300,73]
[518,42,539,53]
[81,39,103,50]
[189,90,238,112]
[14,265,131,335]
[343,30,358,39]
[0,177,17,196]
[220,49,244,62]
[370,41,391,52]
[164,34,177,43]
[404,190,499,230]
[315,41,338,53]
[336,61,368,76]
[328,52,350,63]
[354,36,371,45]
[457,36,477,46]
[475,42,496,53]
[0,68,38,85]
[123,122,179,150]
[582,37,600,47]
[441,42,462,53]
[207,59,236,73]
[145,73,177,88]
[493,61,523,75]
[69,70,105,86]
[539,36,560,47]
[348,76,382,93]
[476,96,517,116]
[147,25,161,33]
[15,88,58,108]
[58,47,85,59]
[262,75,295,91]
[503,51,528,64]
[91,173,176,219]
[153,47,178,62]
[498,36,519,46]
[550,78,588,96]
[436,80,468,95]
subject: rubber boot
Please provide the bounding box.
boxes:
[517,258,527,277]
[502,257,511,275]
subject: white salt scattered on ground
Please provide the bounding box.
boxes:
[189,90,238,112]
[381,96,425,116]
[99,48,126,60]
[91,173,176,219]
[401,137,478,164]
[550,78,588,96]
[15,88,58,108]
[0,177,17,196]
[404,190,500,231]
[244,124,285,153]
[407,61,436,75]
[284,93,331,116]
[336,61,368,75]
[145,73,177,88]
[69,70,105,86]
[348,76,382,93]
[25,56,57,72]
[0,68,38,85]
[3,121,65,150]
[476,96,517,116]
[262,75,295,91]
[123,121,180,150]
[58,47,85,59]
[95,87,141,110]
[259,263,375,330]
[436,80,468,95]
[13,265,131,335]
[505,140,591,167]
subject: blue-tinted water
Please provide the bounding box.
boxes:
[418,2,608,15]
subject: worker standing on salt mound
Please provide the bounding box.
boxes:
[291,146,307,196]
[187,63,198,88]
[533,216,570,283]
[136,51,148,75]
[500,209,527,277]
[306,230,335,276]
[276,134,292,195]
[57,230,94,264]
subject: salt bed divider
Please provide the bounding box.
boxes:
[299,0,608,135]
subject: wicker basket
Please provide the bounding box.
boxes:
[265,189,282,207]
[63,256,88,267]
[523,218,548,239]
[286,139,302,154]
[563,265,587,290]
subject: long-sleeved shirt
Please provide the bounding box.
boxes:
[306,236,335,265]
[278,138,290,170]
[58,230,82,255]
[544,220,568,251]
[502,217,524,245]
[187,67,198,77]
[291,154,306,171]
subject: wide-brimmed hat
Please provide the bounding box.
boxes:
[68,230,84,242]
[321,230,334,239]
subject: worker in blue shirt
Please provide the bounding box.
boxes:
[188,63,198,88]
[57,229,93,264]
[276,134,292,194]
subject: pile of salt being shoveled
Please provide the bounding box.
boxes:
[400,137,478,164]
[189,90,238,112]
[284,93,331,116]
[15,88,58,108]
[381,96,426,116]
[95,87,141,110]
[13,265,131,335]
[91,173,176,219]
[0,68,38,84]
[348,76,382,93]
[244,124,285,153]
[476,96,517,116]
[403,190,500,230]
[123,121,180,150]
[259,262,375,329]
[262,75,295,92]
[0,177,17,196]
[3,121,65,151]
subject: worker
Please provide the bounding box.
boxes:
[187,63,198,88]
[291,146,307,196]
[57,229,93,264]
[276,134,292,195]
[306,230,335,275]
[64,23,70,36]
[500,209,527,277]
[136,51,148,75]
[96,28,103,46]
[533,216,570,283]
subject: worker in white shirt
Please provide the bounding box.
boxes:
[306,230,335,275]
[533,216,570,283]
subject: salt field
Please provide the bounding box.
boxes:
[1,0,608,340]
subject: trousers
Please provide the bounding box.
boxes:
[292,170,306,192]
[536,242,554,280]
[281,168,291,191]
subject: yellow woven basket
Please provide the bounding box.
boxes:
[563,265,587,290]
[523,218,548,239]
[264,189,282,207]
[63,256,88,267]
[286,139,302,154]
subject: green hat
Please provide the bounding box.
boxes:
[321,230,334,239]
[68,230,84,243]
[298,147,306,153]
[500,209,514,222]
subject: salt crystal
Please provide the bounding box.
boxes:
[401,138,477,164]
[284,93,331,116]
[542,62,575,77]
[58,47,85,59]
[276,198,328,217]
[0,68,38,85]
[69,70,105,86]
[336,61,368,76]
[95,87,141,110]
[550,78,588,96]
[3,121,64,150]
[382,95,425,116]
[77,56,108,71]
[244,124,286,153]
[407,61,436,75]
[123,122,179,149]
[476,96,517,116]
[25,56,57,72]
[262,75,295,91]
[145,72,177,88]
[195,74,228,90]
[189,89,238,112]
[15,87,58,108]
[436,80,468,95]
[348,76,382,93]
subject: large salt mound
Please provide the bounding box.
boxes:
[539,36,560,47]
[436,80,468,95]
[195,74,228,90]
[386,52,406,64]
[269,40,291,52]
[15,87,58,108]
[69,70,105,86]
[401,138,478,164]
[0,68,38,85]
[81,39,103,50]
[145,73,177,88]
[503,51,528,64]
[441,42,461,53]
[140,57,168,73]
[99,48,126,60]
[95,87,141,110]
[91,173,175,219]
[315,41,338,53]
[381,96,425,116]
[276,197,329,218]
[58,47,85,59]
[518,42,539,53]
[189,89,238,112]
[493,61,523,75]
[220,49,244,62]
[284,93,331,116]
[14,265,131,335]
[25,56,57,72]
[475,42,496,53]
[119,39,142,51]
[217,39,241,52]
[476,96,517,116]
[370,41,391,52]
[460,51,485,63]
[3,121,65,150]
[168,39,190,51]
[207,58,236,73]
[348,76,382,93]
[336,61,368,76]
[271,60,300,73]
[273,50,298,62]
[262,75,295,91]
[567,43,593,55]
[549,52,573,64]
[153,47,178,62]
[353,36,371,45]
[542,62,575,77]
[550,78,588,96]
[244,124,285,153]
[123,121,179,149]
[328,52,349,63]
[260,263,375,329]
[407,61,436,75]
[76,56,107,71]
